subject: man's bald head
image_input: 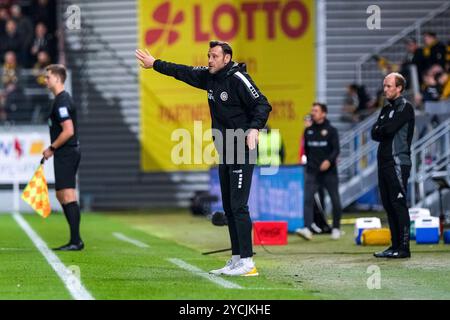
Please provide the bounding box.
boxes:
[383,72,406,101]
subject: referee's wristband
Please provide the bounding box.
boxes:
[49,145,56,152]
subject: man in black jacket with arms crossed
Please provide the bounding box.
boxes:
[371,72,415,259]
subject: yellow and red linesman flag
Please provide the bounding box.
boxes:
[21,163,51,218]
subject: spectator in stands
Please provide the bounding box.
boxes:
[401,37,426,86]
[32,50,51,87]
[422,31,447,70]
[341,84,373,123]
[31,0,56,33]
[0,19,21,63]
[0,50,25,122]
[1,50,18,87]
[421,68,441,103]
[372,54,399,76]
[0,7,10,37]
[11,4,33,66]
[30,22,55,64]
[436,71,449,100]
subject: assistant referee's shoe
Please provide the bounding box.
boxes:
[222,258,259,277]
[53,241,84,251]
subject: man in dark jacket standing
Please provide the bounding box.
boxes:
[296,102,342,241]
[135,41,271,276]
[371,72,415,259]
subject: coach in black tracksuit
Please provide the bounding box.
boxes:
[297,102,342,241]
[371,73,415,259]
[136,41,271,275]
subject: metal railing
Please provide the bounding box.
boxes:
[411,117,450,205]
[338,112,379,181]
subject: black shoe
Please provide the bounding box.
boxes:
[53,241,84,251]
[373,247,395,258]
[388,249,411,259]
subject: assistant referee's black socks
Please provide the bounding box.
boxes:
[62,201,82,244]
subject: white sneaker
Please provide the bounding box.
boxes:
[209,256,239,275]
[222,258,259,277]
[331,228,341,240]
[295,227,313,240]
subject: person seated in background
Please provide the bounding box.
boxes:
[416,64,445,107]
[0,50,25,122]
[422,31,447,71]
[31,0,56,33]
[371,54,399,76]
[435,71,449,101]
[0,19,21,63]
[341,84,373,123]
[0,7,10,38]
[421,68,442,103]
[32,50,51,86]
[401,37,426,86]
[1,50,18,88]
[10,4,33,66]
[30,22,55,64]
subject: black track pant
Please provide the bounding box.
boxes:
[378,165,411,251]
[219,163,254,258]
[303,170,342,229]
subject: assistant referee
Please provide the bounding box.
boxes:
[43,64,83,251]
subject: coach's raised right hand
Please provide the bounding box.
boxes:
[135,49,155,69]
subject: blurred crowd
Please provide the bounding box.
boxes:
[0,0,56,123]
[342,31,450,124]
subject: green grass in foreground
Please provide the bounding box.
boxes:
[1,210,450,299]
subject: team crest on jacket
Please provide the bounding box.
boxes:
[389,110,394,118]
[321,129,328,136]
[220,91,228,101]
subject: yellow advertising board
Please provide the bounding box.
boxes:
[138,0,315,171]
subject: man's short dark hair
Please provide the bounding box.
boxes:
[46,64,67,83]
[209,40,233,58]
[404,37,417,44]
[312,102,328,113]
[423,31,437,38]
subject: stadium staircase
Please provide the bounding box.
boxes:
[410,116,450,215]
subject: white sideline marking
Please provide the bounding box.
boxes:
[167,258,242,289]
[112,232,150,248]
[12,213,94,300]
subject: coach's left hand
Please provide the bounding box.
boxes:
[43,147,54,160]
[247,129,259,150]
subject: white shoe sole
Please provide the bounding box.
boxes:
[296,232,312,241]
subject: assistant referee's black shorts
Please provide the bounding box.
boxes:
[54,146,81,191]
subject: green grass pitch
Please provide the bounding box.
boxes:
[1,210,449,300]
